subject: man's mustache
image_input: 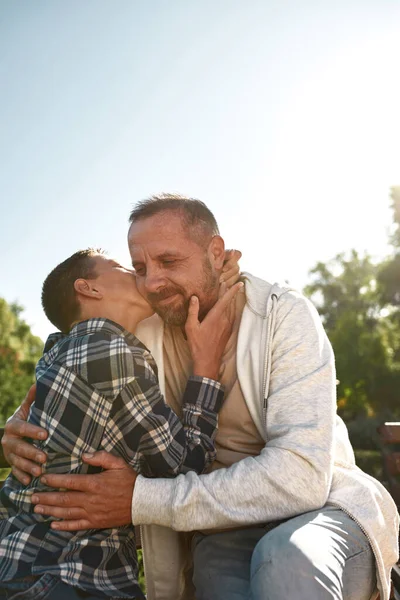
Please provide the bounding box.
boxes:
[146,286,185,304]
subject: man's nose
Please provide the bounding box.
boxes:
[143,267,167,293]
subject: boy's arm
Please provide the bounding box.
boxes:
[107,284,244,478]
[179,376,224,473]
[107,371,224,477]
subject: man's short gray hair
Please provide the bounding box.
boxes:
[129,193,220,247]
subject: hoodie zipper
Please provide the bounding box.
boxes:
[262,293,277,413]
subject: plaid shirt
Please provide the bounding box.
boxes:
[0,318,224,598]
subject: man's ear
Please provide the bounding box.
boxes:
[208,236,225,270]
[74,279,103,300]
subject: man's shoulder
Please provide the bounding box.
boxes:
[242,272,308,317]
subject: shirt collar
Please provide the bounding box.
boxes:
[44,318,144,352]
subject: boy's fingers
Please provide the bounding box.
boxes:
[223,271,241,288]
[227,296,236,323]
[231,249,242,260]
[218,282,227,299]
[212,282,244,314]
[3,434,46,466]
[10,453,43,477]
[221,250,242,282]
[221,265,240,287]
[11,467,32,486]
[5,419,47,441]
[20,384,37,414]
[222,249,242,269]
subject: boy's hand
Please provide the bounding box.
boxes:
[221,249,242,287]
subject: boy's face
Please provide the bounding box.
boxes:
[90,255,154,320]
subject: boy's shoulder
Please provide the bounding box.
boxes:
[40,321,158,398]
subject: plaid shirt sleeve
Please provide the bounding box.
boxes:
[101,345,224,477]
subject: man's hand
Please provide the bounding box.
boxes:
[31,451,138,531]
[221,249,242,287]
[1,384,48,485]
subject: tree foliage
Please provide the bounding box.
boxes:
[377,186,400,308]
[305,187,400,426]
[305,252,400,421]
[0,298,43,424]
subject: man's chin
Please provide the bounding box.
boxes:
[153,304,188,326]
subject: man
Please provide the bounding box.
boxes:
[3,194,399,600]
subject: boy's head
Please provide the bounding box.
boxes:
[42,249,153,333]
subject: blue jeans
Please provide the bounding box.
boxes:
[0,574,119,600]
[192,507,376,600]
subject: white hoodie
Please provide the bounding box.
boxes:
[134,273,399,600]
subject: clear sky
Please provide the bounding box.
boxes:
[0,0,399,341]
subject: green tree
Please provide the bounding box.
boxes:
[0,298,43,424]
[304,251,400,422]
[377,186,400,309]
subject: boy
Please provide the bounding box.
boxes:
[0,248,242,599]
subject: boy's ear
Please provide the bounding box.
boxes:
[74,279,103,300]
[208,235,225,270]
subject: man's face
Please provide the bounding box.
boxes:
[128,212,221,326]
[90,254,153,319]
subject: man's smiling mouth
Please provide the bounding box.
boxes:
[157,293,181,306]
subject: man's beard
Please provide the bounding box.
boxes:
[147,258,218,326]
[147,285,190,326]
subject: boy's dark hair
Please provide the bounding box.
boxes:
[129,193,220,247]
[41,248,102,333]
